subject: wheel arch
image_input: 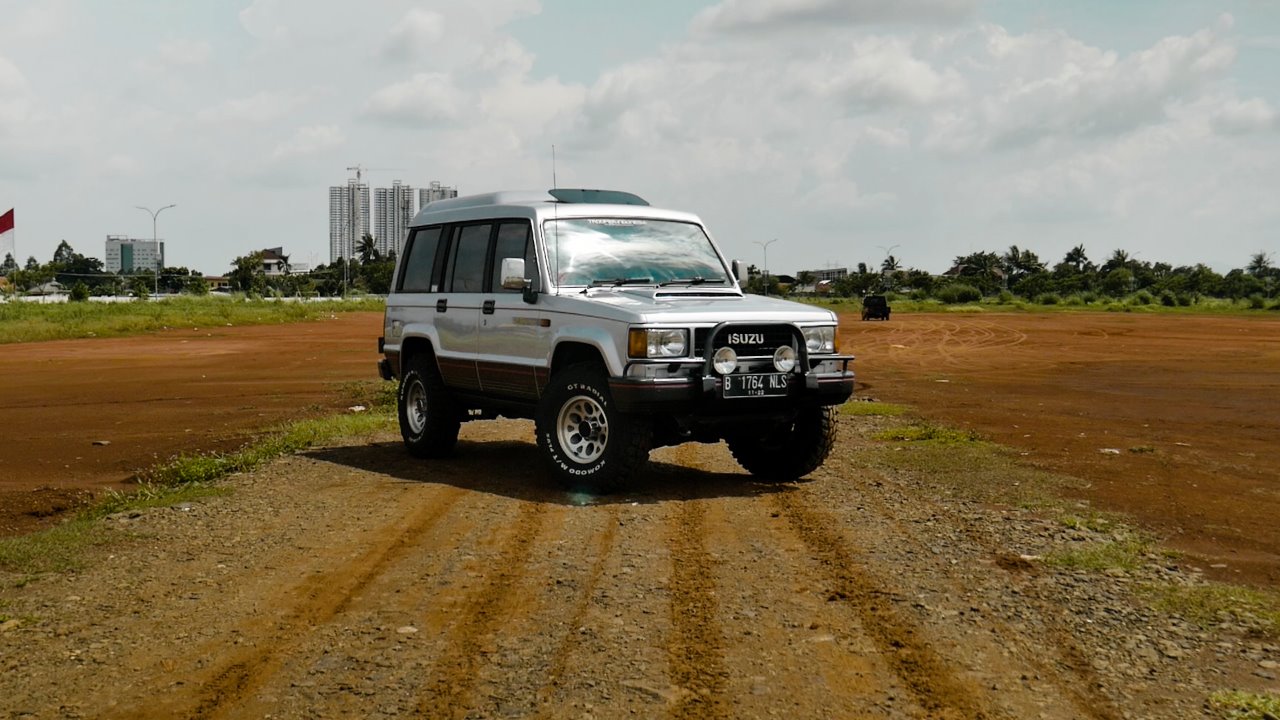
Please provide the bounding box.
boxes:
[400,335,439,374]
[550,340,608,376]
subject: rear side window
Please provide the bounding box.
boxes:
[490,221,534,293]
[444,223,492,293]
[398,226,443,293]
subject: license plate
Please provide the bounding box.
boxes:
[723,373,790,398]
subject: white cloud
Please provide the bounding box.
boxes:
[271,125,345,160]
[0,56,31,137]
[692,0,978,34]
[925,18,1239,152]
[800,35,965,107]
[157,39,212,67]
[381,8,445,62]
[1212,97,1279,134]
[365,73,465,125]
[197,91,312,126]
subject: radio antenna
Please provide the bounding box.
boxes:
[552,145,560,295]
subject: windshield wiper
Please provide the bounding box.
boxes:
[590,277,654,287]
[658,277,727,287]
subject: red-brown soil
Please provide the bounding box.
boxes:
[2,309,1277,586]
[843,311,1280,586]
[0,312,384,536]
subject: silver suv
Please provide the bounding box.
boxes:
[378,189,854,491]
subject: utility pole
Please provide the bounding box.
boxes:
[136,204,176,297]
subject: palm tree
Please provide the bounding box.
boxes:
[357,233,379,265]
[881,255,901,274]
[1247,252,1274,277]
[1063,245,1091,274]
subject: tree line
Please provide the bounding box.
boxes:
[748,246,1279,308]
[1,233,397,300]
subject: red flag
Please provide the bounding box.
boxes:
[0,209,12,234]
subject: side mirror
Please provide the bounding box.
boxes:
[501,257,538,304]
[500,258,526,290]
[731,259,743,283]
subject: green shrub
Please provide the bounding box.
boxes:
[1130,290,1154,306]
[1064,294,1085,306]
[69,282,90,302]
[996,290,1015,304]
[1036,293,1061,305]
[935,283,982,304]
[1160,291,1178,307]
[1079,290,1100,304]
[1177,293,1194,307]
[1248,294,1267,309]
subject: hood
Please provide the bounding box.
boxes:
[551,286,838,325]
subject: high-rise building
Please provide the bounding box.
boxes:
[373,181,416,258]
[104,236,164,274]
[329,180,370,263]
[419,181,458,209]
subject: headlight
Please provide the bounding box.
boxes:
[713,346,738,374]
[773,345,797,373]
[803,326,836,354]
[628,328,689,359]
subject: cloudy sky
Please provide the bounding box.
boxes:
[1,0,1277,277]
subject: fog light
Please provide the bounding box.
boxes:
[773,345,797,373]
[713,346,738,375]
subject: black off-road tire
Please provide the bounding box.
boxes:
[536,363,652,493]
[398,351,460,458]
[727,406,837,482]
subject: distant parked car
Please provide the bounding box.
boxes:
[861,295,890,321]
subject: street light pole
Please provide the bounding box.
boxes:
[754,238,778,296]
[136,204,176,297]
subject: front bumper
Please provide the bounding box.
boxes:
[610,356,854,415]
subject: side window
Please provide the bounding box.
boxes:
[398,226,442,293]
[490,221,534,293]
[444,223,491,293]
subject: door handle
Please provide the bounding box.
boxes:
[436,299,447,313]
[482,300,495,315]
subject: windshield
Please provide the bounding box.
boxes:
[543,218,728,287]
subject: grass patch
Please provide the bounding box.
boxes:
[0,295,385,344]
[1149,583,1280,637]
[873,423,983,445]
[142,408,394,486]
[1045,537,1151,572]
[0,384,397,576]
[0,517,115,575]
[1208,690,1280,720]
[840,400,909,417]
[1058,511,1120,533]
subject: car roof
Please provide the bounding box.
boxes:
[410,188,702,227]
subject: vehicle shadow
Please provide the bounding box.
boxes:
[302,440,806,506]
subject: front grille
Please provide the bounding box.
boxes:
[694,325,795,358]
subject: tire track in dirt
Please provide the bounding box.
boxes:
[416,499,551,717]
[110,484,467,720]
[658,444,732,719]
[771,490,998,720]
[665,497,730,720]
[533,504,621,713]
[822,441,1121,719]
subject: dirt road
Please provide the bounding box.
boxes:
[5,419,1273,719]
[2,310,1278,717]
